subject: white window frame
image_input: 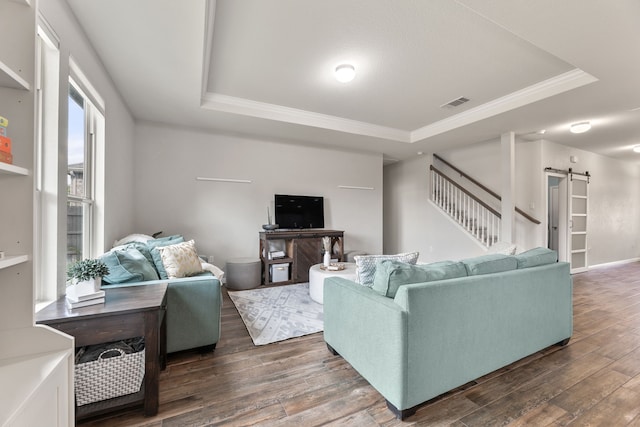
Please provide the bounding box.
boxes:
[69,58,105,260]
[67,75,104,263]
[35,19,61,309]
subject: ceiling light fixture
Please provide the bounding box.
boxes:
[335,64,355,83]
[633,145,640,153]
[570,121,591,134]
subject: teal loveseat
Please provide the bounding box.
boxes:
[99,235,222,354]
[323,248,572,419]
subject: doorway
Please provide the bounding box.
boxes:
[546,173,568,263]
[546,172,589,273]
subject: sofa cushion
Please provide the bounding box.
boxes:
[125,241,154,264]
[100,251,139,284]
[100,247,160,284]
[156,239,204,279]
[515,247,558,268]
[147,235,184,279]
[354,252,419,287]
[373,260,467,298]
[110,241,155,265]
[462,253,517,276]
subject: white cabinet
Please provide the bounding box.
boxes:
[0,0,74,425]
[0,328,74,427]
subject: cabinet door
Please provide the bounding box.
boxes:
[294,238,322,283]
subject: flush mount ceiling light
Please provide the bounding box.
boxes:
[633,145,640,153]
[335,64,355,83]
[570,121,591,134]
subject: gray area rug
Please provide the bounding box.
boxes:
[228,283,323,346]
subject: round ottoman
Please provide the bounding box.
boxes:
[225,257,261,290]
[308,262,357,304]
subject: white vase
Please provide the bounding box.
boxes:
[323,251,331,267]
[75,277,102,296]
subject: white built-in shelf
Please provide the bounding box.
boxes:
[0,162,29,176]
[0,350,68,423]
[0,59,30,91]
[0,255,29,270]
[9,0,31,5]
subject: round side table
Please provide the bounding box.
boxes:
[308,262,357,304]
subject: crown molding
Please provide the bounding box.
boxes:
[201,92,411,142]
[410,68,597,142]
[200,69,596,144]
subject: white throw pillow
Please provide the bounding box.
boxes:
[487,241,517,256]
[354,252,419,287]
[113,233,154,248]
[156,240,204,279]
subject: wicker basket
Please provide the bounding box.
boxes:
[75,347,145,406]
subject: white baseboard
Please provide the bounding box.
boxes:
[589,257,640,270]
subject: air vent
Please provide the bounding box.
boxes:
[440,96,470,109]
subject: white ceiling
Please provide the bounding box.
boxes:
[65,0,640,163]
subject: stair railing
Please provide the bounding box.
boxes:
[430,165,501,247]
[433,154,541,225]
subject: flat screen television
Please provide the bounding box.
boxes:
[274,194,324,229]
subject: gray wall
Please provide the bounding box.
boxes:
[132,122,383,269]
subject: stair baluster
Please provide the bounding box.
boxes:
[429,166,502,248]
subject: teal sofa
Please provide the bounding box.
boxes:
[98,235,222,354]
[323,248,572,419]
[103,274,222,354]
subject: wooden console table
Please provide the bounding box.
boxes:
[36,283,168,419]
[260,229,344,285]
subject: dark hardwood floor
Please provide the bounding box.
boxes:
[79,262,640,426]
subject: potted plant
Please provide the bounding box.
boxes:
[67,258,110,295]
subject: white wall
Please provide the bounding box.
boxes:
[385,137,640,266]
[437,138,545,251]
[542,140,640,266]
[383,156,485,262]
[133,122,383,268]
[39,0,136,291]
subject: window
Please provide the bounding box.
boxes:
[35,29,106,309]
[34,28,106,307]
[35,23,60,306]
[66,79,104,265]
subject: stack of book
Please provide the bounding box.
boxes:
[0,116,11,165]
[65,287,105,309]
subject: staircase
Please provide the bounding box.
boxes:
[431,165,501,247]
[430,155,540,248]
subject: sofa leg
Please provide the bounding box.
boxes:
[326,343,339,356]
[557,338,571,346]
[386,400,417,420]
[198,343,216,354]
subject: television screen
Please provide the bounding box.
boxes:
[274,194,324,229]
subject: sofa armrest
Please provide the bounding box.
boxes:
[166,277,222,353]
[102,273,222,353]
[323,277,408,409]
